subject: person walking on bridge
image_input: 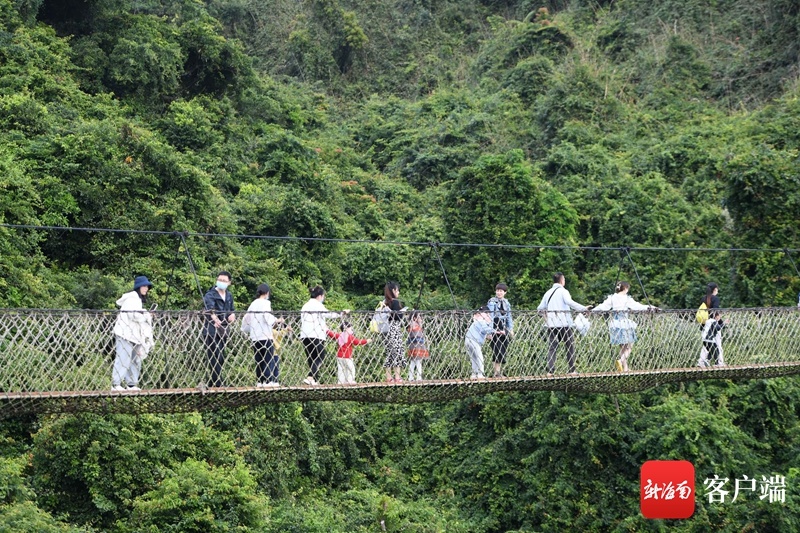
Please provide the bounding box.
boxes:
[203,271,236,387]
[592,281,656,372]
[112,276,155,391]
[538,272,590,376]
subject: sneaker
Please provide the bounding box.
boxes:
[127,386,141,391]
[568,371,579,376]
[697,360,710,368]
[714,363,727,368]
[255,382,266,388]
[111,385,126,391]
[615,360,624,372]
[302,376,316,386]
[470,373,478,379]
[264,381,280,387]
[477,374,486,379]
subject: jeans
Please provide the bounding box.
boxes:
[254,339,278,384]
[465,338,485,377]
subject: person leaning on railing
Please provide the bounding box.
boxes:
[112,276,154,391]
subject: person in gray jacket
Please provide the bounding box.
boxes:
[537,272,590,376]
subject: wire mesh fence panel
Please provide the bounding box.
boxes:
[1,307,800,418]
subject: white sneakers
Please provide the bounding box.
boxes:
[302,376,318,386]
[111,385,140,391]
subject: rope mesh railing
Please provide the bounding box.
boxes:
[1,308,800,418]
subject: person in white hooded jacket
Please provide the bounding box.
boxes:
[112,276,155,391]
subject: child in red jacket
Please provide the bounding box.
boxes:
[327,322,371,384]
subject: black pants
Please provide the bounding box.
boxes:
[703,340,721,365]
[254,339,278,383]
[302,337,326,382]
[547,327,576,373]
[204,331,228,387]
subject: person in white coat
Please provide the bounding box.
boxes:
[592,281,657,372]
[537,272,590,375]
[242,284,283,387]
[112,276,154,391]
[300,286,349,385]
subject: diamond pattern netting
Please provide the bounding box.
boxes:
[1,307,799,418]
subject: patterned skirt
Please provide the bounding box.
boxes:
[383,322,406,367]
[609,327,637,345]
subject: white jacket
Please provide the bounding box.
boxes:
[300,298,339,340]
[242,298,277,342]
[537,284,588,328]
[592,292,649,329]
[113,291,154,354]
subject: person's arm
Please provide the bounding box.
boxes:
[537,292,549,311]
[226,293,235,323]
[326,330,337,340]
[506,301,513,332]
[592,295,613,312]
[353,337,370,346]
[626,297,650,311]
[563,290,588,312]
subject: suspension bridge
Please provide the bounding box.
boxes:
[1,307,799,419]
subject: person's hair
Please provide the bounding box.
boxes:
[552,272,565,284]
[705,282,719,307]
[256,283,271,297]
[340,321,352,331]
[409,310,422,321]
[136,288,147,302]
[495,283,508,292]
[615,281,630,293]
[711,311,722,320]
[309,285,325,299]
[217,271,232,282]
[384,281,399,307]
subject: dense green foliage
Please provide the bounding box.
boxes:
[1,0,800,530]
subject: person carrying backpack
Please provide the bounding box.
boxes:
[696,282,720,368]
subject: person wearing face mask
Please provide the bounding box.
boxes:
[112,276,155,391]
[203,271,236,387]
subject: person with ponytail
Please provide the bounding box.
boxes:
[112,276,155,391]
[592,281,656,372]
[382,281,407,382]
[697,282,721,367]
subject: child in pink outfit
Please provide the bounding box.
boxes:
[327,322,371,384]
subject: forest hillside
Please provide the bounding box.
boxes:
[0,0,799,531]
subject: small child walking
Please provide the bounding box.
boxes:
[701,311,727,367]
[464,306,496,379]
[327,322,371,384]
[406,311,429,381]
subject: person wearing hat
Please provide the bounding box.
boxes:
[464,306,497,380]
[112,276,155,391]
[242,283,283,387]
